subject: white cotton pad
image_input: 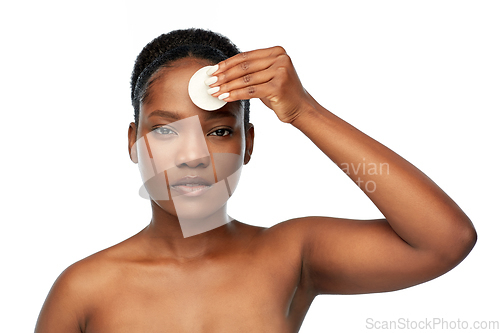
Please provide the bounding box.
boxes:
[188,66,226,111]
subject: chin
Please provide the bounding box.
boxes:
[171,177,231,220]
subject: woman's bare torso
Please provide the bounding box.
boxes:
[78,221,315,333]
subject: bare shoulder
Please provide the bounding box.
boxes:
[260,215,352,243]
[237,217,309,248]
[244,216,351,296]
[241,217,314,270]
[35,238,139,333]
[54,242,132,302]
[246,216,329,252]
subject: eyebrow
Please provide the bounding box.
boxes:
[148,110,181,120]
[148,110,237,121]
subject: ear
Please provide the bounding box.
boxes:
[128,122,138,164]
[243,123,254,165]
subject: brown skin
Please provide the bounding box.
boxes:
[35,49,477,333]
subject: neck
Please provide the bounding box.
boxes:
[139,200,236,260]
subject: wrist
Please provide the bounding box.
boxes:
[289,96,323,130]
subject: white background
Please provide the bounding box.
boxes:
[1,1,499,332]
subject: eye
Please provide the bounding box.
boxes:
[153,126,177,136]
[209,128,232,137]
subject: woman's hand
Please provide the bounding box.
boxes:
[208,46,315,124]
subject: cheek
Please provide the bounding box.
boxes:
[212,151,243,181]
[133,135,171,201]
[207,132,245,179]
[210,134,245,192]
[212,152,244,196]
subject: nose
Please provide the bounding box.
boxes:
[174,132,211,169]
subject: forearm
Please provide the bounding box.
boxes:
[291,97,476,259]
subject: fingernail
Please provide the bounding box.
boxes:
[218,92,229,100]
[204,76,218,85]
[206,65,218,76]
[207,86,220,95]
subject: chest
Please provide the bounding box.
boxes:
[85,251,304,332]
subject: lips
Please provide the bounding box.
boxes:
[170,175,214,196]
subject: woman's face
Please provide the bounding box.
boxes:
[128,57,254,232]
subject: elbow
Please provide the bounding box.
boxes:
[465,223,478,254]
[457,223,477,258]
[438,219,477,267]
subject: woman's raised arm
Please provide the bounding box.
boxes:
[207,46,477,294]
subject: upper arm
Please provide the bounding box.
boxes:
[35,262,89,333]
[293,216,467,295]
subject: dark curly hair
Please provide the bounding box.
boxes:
[131,28,250,128]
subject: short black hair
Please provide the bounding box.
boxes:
[131,28,250,127]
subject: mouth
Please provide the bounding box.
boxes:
[170,176,214,197]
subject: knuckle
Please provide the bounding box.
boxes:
[274,66,289,81]
[272,46,287,55]
[277,65,289,74]
[277,53,291,64]
[219,60,228,70]
[240,61,250,71]
[247,86,256,95]
[242,74,251,84]
[239,51,249,59]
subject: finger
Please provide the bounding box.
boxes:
[217,80,276,103]
[210,67,274,98]
[214,46,287,76]
[210,56,274,88]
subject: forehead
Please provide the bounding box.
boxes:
[140,58,242,124]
